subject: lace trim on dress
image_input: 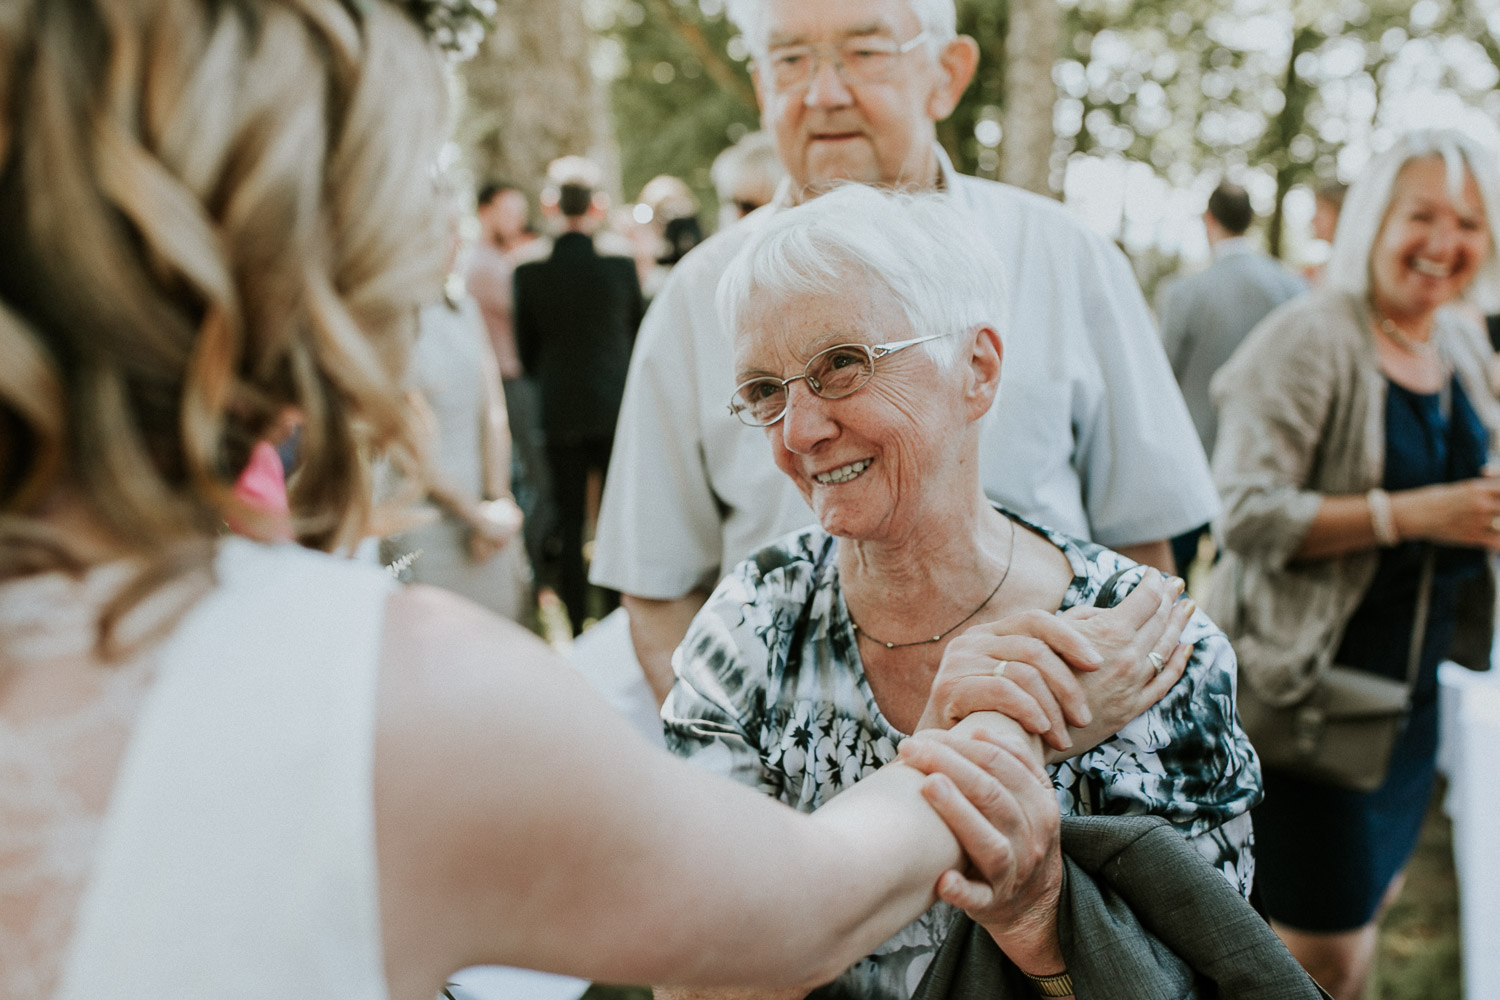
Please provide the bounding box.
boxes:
[0,564,163,1000]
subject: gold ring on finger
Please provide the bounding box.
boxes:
[1147,651,1166,675]
[993,659,1009,678]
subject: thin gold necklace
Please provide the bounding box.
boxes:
[1372,303,1438,359]
[848,516,1016,650]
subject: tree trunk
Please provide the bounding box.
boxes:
[1264,26,1319,259]
[1000,0,1060,196]
[459,0,620,200]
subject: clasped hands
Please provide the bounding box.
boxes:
[916,567,1192,759]
[896,568,1191,974]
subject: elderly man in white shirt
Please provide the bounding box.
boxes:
[591,0,1217,702]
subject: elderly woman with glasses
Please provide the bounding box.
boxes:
[661,184,1263,1000]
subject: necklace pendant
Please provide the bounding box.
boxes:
[884,641,895,649]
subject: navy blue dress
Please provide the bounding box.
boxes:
[1253,376,1489,932]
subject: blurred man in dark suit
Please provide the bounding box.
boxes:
[515,157,645,634]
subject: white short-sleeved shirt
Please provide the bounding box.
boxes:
[591,148,1217,598]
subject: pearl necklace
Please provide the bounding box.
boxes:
[848,516,1016,650]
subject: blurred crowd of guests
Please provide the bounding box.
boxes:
[113,7,1497,995]
[14,1,1500,998]
[217,105,1499,998]
[398,108,1496,1000]
[367,131,786,638]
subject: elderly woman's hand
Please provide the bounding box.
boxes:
[915,569,1190,758]
[897,718,1066,977]
[1050,570,1193,760]
[916,611,1098,750]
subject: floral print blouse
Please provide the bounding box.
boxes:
[662,511,1262,1000]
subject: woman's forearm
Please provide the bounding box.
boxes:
[1294,479,1500,561]
[425,478,483,525]
[379,586,1043,993]
[662,711,1040,990]
[1290,493,1386,562]
[478,347,514,502]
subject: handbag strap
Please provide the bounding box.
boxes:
[1402,547,1437,687]
[1400,378,1459,686]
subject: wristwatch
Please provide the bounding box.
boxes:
[1022,970,1074,997]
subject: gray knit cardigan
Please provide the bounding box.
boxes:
[1204,289,1497,705]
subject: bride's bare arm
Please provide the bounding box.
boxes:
[374,585,1011,1000]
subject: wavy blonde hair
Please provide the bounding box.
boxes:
[0,1,450,598]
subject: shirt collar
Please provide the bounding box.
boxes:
[770,141,955,211]
[1214,237,1253,259]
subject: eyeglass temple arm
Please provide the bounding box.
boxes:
[871,333,944,358]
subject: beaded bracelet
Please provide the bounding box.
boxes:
[1368,487,1399,547]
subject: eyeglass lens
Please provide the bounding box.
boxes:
[767,40,904,90]
[733,345,875,425]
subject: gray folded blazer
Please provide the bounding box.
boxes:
[904,814,1331,1000]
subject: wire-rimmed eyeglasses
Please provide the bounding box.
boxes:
[761,31,931,92]
[728,333,948,427]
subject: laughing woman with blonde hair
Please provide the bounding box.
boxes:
[0,3,1064,998]
[1209,129,1500,998]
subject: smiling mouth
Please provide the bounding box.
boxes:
[1412,257,1455,278]
[815,459,871,484]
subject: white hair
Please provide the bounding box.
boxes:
[1325,129,1500,308]
[716,184,1007,368]
[725,0,957,59]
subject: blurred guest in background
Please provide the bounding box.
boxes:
[516,157,645,634]
[1156,181,1306,573]
[711,130,785,228]
[381,216,533,625]
[640,174,703,263]
[466,181,553,583]
[1208,129,1500,1000]
[609,203,668,298]
[468,182,544,380]
[1304,179,1349,287]
[636,174,703,299]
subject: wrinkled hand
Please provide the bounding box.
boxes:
[466,497,524,563]
[1051,569,1193,759]
[915,569,1191,758]
[1399,476,1500,551]
[898,717,1064,970]
[915,609,1099,751]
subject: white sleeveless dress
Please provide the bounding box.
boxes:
[12,540,394,999]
